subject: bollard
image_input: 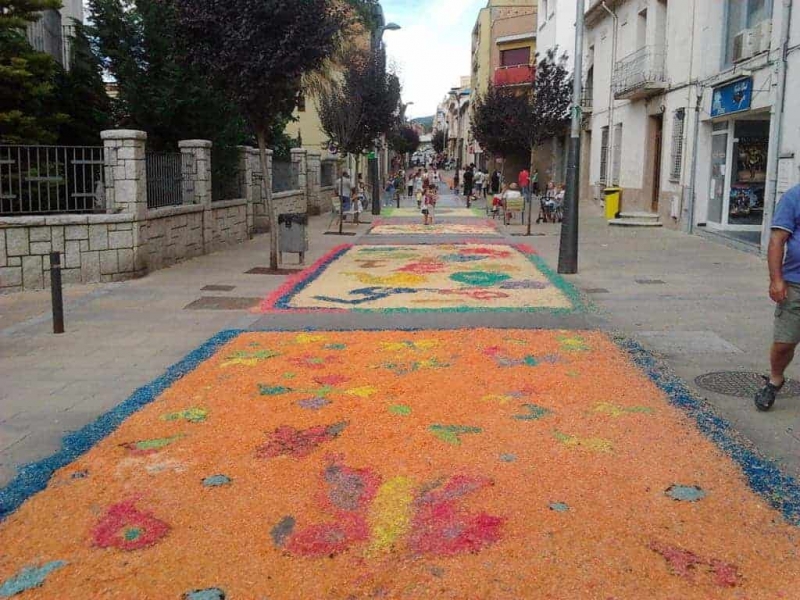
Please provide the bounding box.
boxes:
[50,251,65,334]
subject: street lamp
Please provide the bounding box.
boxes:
[370,6,401,216]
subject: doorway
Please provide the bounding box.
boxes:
[651,115,663,212]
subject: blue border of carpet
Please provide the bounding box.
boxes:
[616,335,800,526]
[0,330,244,521]
[1,329,798,528]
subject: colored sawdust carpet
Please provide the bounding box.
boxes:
[1,330,799,599]
[262,244,579,312]
[368,222,499,236]
[382,207,484,218]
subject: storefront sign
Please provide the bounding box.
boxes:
[711,78,753,118]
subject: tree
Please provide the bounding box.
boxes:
[0,0,67,144]
[471,83,529,164]
[432,130,445,154]
[54,23,112,145]
[175,0,349,270]
[525,50,573,157]
[388,125,420,157]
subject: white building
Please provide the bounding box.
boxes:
[26,0,84,69]
[582,0,793,252]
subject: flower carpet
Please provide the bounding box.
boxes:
[382,207,484,218]
[1,329,799,599]
[367,222,500,236]
[261,244,580,313]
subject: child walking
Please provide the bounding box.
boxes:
[421,183,438,225]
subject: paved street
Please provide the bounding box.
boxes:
[1,186,800,598]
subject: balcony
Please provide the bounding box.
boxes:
[494,64,534,87]
[612,46,667,100]
[580,91,593,113]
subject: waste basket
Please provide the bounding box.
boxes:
[278,213,308,264]
[604,187,621,220]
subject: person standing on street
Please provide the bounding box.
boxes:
[532,169,540,196]
[518,168,530,205]
[491,169,501,194]
[463,165,474,199]
[755,184,800,410]
[407,171,414,198]
[335,170,354,221]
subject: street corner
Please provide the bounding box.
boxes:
[1,329,800,598]
[259,243,585,314]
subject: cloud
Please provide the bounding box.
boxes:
[382,0,485,119]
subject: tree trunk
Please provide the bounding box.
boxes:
[256,130,279,271]
[527,150,534,236]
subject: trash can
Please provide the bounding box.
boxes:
[604,187,622,220]
[278,213,308,264]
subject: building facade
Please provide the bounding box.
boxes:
[25,0,83,69]
[581,0,794,252]
[470,0,538,175]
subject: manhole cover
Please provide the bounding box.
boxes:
[694,371,800,398]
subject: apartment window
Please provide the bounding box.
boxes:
[612,124,623,185]
[725,0,773,65]
[669,109,686,182]
[600,126,610,184]
[500,47,531,67]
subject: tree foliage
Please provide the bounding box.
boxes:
[0,0,67,143]
[432,130,445,154]
[471,49,572,159]
[318,47,401,157]
[174,0,350,270]
[88,0,249,152]
[54,23,112,145]
[388,125,420,156]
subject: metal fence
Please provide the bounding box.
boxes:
[0,146,105,215]
[320,161,336,187]
[212,154,246,202]
[146,152,191,209]
[272,160,299,193]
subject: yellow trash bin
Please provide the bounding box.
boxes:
[604,187,621,220]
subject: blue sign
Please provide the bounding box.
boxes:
[711,77,753,117]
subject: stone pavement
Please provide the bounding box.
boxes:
[2,188,798,488]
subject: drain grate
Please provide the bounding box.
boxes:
[635,279,666,285]
[246,267,303,275]
[694,371,800,398]
[584,288,610,294]
[201,285,236,292]
[184,297,261,310]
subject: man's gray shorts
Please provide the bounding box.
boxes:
[774,283,800,344]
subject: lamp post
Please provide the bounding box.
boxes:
[370,5,400,216]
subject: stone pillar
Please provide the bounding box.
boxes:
[238,146,256,235]
[101,129,148,275]
[179,140,213,206]
[305,149,322,215]
[101,130,147,219]
[245,148,272,233]
[290,148,308,213]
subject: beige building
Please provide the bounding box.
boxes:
[470,0,538,173]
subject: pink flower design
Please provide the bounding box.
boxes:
[92,500,170,551]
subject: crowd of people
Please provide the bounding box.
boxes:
[334,159,566,228]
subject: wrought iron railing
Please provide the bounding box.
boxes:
[0,146,105,215]
[580,90,593,110]
[272,161,299,193]
[146,152,192,209]
[612,45,666,97]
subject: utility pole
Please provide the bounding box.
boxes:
[557,0,585,274]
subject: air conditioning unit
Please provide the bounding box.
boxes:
[757,20,773,54]
[732,29,757,63]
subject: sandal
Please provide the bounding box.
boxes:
[754,376,785,412]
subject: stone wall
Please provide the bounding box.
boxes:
[0,131,314,293]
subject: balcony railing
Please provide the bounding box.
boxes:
[580,91,593,112]
[494,64,535,87]
[612,45,667,100]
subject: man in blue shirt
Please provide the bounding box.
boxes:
[756,184,800,410]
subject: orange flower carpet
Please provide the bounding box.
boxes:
[261,244,581,313]
[1,330,799,599]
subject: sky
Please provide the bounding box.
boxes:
[381,0,486,120]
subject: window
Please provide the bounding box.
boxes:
[669,109,686,182]
[500,47,531,67]
[600,127,610,184]
[724,0,773,65]
[612,124,623,185]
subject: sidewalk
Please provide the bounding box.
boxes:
[0,215,371,486]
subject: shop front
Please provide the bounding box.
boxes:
[705,77,770,246]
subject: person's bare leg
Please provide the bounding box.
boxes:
[770,342,797,386]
